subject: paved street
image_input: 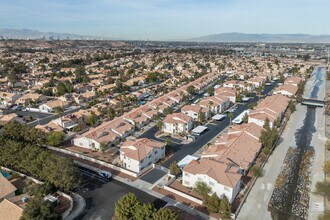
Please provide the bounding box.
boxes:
[76,166,167,220]
[27,106,82,126]
[140,82,276,169]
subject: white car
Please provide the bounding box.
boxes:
[98,170,112,179]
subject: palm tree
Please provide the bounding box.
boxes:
[156,120,164,132]
[55,106,64,126]
[228,112,234,126]
[208,101,214,114]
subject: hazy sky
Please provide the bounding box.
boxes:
[1,0,329,40]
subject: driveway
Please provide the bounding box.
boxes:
[140,168,167,184]
[76,166,167,220]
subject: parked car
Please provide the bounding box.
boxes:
[98,170,112,179]
[12,105,22,111]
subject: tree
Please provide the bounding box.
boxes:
[248,102,257,109]
[236,93,242,102]
[205,193,221,213]
[156,120,164,131]
[115,193,141,220]
[314,181,330,200]
[134,203,156,220]
[323,161,330,175]
[47,131,65,146]
[87,111,98,126]
[219,196,231,218]
[152,208,178,220]
[318,211,330,220]
[207,87,214,96]
[0,122,81,191]
[24,182,56,197]
[169,161,181,176]
[100,142,108,153]
[107,107,116,119]
[186,85,196,96]
[288,100,296,113]
[74,66,89,83]
[54,106,64,118]
[242,113,249,123]
[163,107,174,116]
[251,165,263,177]
[21,196,60,220]
[194,181,212,198]
[165,137,172,155]
[198,111,206,124]
[228,112,234,125]
[263,117,270,130]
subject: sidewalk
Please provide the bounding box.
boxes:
[64,193,86,220]
[237,104,307,220]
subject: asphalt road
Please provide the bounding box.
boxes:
[140,82,277,168]
[76,166,167,220]
[27,106,82,127]
[4,109,53,118]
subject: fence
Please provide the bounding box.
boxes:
[163,185,203,205]
[47,146,149,178]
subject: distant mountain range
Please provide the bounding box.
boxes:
[189,32,330,43]
[0,28,103,40]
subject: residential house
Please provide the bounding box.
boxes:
[284,76,304,86]
[72,122,120,150]
[0,174,17,201]
[108,117,135,138]
[0,92,21,107]
[215,87,236,103]
[248,94,289,127]
[74,91,96,105]
[0,199,23,220]
[198,96,230,115]
[15,93,47,106]
[0,113,24,127]
[183,122,263,202]
[163,113,193,134]
[39,100,68,113]
[35,120,65,133]
[273,84,298,97]
[182,158,242,202]
[120,138,165,173]
[123,109,150,129]
[181,104,209,121]
[246,76,265,88]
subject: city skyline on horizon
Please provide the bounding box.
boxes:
[1,0,330,40]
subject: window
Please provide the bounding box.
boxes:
[185,173,190,177]
[184,180,190,186]
[154,150,158,155]
[198,177,202,181]
[224,186,230,191]
[209,181,215,186]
